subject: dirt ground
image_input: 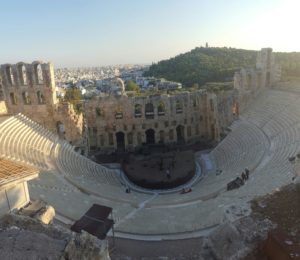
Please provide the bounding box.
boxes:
[243,182,300,259]
[251,183,300,236]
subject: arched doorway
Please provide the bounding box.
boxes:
[56,121,65,139]
[145,129,155,144]
[176,125,185,143]
[116,131,125,151]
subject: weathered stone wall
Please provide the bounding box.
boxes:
[0,213,111,260]
[234,48,281,113]
[0,62,84,146]
[84,89,235,151]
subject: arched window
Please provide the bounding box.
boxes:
[145,103,154,119]
[22,91,31,105]
[18,64,28,85]
[134,104,142,118]
[176,100,183,114]
[34,64,43,84]
[6,66,14,86]
[157,101,165,116]
[115,106,123,119]
[37,91,45,104]
[95,107,102,116]
[10,92,17,105]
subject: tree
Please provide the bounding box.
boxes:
[64,87,82,114]
[64,87,81,103]
[126,80,140,92]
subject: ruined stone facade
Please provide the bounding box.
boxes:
[85,89,237,152]
[0,62,84,147]
[234,48,281,112]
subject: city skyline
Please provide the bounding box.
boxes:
[1,0,299,67]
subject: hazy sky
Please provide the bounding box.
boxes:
[1,0,299,67]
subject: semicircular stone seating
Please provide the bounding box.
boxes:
[0,113,150,206]
[1,89,300,236]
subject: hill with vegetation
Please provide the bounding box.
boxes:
[144,47,300,87]
[275,52,300,80]
[144,47,257,87]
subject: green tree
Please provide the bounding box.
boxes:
[126,80,140,92]
[64,87,82,114]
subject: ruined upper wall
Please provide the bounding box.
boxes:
[0,61,84,147]
[234,48,281,92]
[0,61,57,107]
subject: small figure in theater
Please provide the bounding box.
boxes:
[241,172,247,182]
[166,168,171,179]
[245,168,249,179]
[180,187,192,194]
[125,187,131,193]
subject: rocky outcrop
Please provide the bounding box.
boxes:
[201,216,275,260]
[0,213,110,260]
[64,231,110,260]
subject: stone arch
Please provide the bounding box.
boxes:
[5,65,14,86]
[37,90,45,104]
[157,101,165,116]
[17,63,28,85]
[176,125,185,143]
[33,63,43,84]
[116,131,125,150]
[9,92,17,105]
[176,100,183,114]
[95,107,102,117]
[145,129,155,144]
[134,104,142,118]
[22,91,31,105]
[145,103,154,119]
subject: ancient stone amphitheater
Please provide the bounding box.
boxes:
[0,86,298,239]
